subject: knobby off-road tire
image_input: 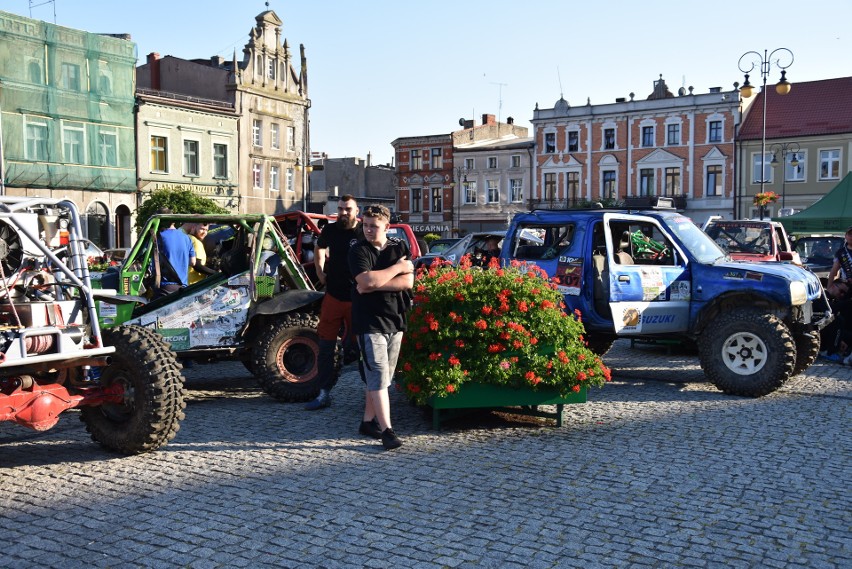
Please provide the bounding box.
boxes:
[252,312,332,402]
[585,332,616,357]
[80,325,186,454]
[698,309,795,397]
[793,330,820,376]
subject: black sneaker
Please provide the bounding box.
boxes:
[358,419,382,439]
[381,428,402,450]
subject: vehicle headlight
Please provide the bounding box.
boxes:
[789,281,807,305]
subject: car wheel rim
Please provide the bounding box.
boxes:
[275,338,318,383]
[721,331,768,375]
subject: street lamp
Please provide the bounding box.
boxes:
[737,48,794,213]
[451,165,469,235]
[770,142,800,210]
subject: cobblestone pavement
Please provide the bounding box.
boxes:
[2,340,850,568]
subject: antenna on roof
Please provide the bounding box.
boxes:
[489,81,508,124]
[557,66,564,99]
[29,0,57,23]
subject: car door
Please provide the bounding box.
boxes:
[603,213,691,334]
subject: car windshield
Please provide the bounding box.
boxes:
[795,237,843,263]
[704,222,774,256]
[662,216,726,264]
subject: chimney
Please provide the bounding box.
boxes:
[463,119,475,129]
[210,55,224,67]
[147,52,161,90]
[709,87,722,93]
[506,116,514,125]
[367,152,372,167]
[482,114,496,125]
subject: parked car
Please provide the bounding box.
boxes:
[427,238,462,255]
[702,218,801,265]
[791,234,844,284]
[414,230,543,270]
[502,205,829,397]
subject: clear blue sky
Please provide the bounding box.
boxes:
[11,0,852,166]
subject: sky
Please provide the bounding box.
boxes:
[9,0,852,166]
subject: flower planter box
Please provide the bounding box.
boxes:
[412,381,587,429]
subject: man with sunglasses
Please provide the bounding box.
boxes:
[304,194,362,410]
[349,204,414,450]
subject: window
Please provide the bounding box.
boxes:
[431,187,443,212]
[62,122,85,164]
[411,149,422,170]
[255,55,263,77]
[706,165,722,196]
[463,181,477,204]
[28,61,42,84]
[97,128,118,167]
[642,126,654,148]
[431,148,442,169]
[708,121,722,143]
[270,165,280,191]
[786,151,805,182]
[820,149,841,180]
[60,63,81,91]
[567,172,579,202]
[665,167,680,195]
[752,153,773,184]
[487,180,499,203]
[287,126,295,150]
[183,140,199,176]
[25,117,48,161]
[253,161,262,188]
[639,168,654,196]
[604,128,615,150]
[568,131,579,152]
[213,143,228,178]
[464,158,474,170]
[544,173,556,204]
[602,170,616,198]
[511,155,521,168]
[252,120,262,147]
[150,135,167,172]
[270,124,280,150]
[667,123,680,145]
[411,188,422,213]
[545,132,556,154]
[488,157,497,169]
[268,58,276,80]
[286,168,295,192]
[510,179,523,203]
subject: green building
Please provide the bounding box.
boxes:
[0,10,137,248]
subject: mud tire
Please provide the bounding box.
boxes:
[585,332,616,357]
[80,325,186,454]
[252,312,326,402]
[793,330,820,376]
[698,309,795,397]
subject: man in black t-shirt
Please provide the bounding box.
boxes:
[304,194,363,410]
[349,204,414,450]
[829,226,852,284]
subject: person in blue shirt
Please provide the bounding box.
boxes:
[153,209,195,299]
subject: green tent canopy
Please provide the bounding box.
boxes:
[775,172,852,234]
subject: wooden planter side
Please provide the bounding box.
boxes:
[420,382,587,429]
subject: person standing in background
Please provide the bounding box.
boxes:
[153,208,194,299]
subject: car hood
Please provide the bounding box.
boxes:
[712,259,822,298]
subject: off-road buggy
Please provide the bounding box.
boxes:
[0,197,185,454]
[101,212,331,402]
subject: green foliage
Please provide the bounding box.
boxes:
[399,256,610,405]
[135,189,229,232]
[422,233,442,244]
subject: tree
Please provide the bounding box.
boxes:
[135,189,229,232]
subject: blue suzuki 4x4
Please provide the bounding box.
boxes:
[501,203,830,397]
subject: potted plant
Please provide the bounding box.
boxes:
[398,256,610,427]
[753,191,779,219]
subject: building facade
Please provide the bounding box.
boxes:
[0,10,137,248]
[308,155,395,213]
[531,77,740,225]
[392,114,528,236]
[135,88,239,212]
[737,76,852,220]
[136,10,310,216]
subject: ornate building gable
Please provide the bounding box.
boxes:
[636,148,683,165]
[701,147,728,161]
[233,10,306,98]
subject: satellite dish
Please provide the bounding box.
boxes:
[458,118,465,127]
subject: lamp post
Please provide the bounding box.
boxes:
[452,165,469,236]
[769,141,800,210]
[737,48,794,215]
